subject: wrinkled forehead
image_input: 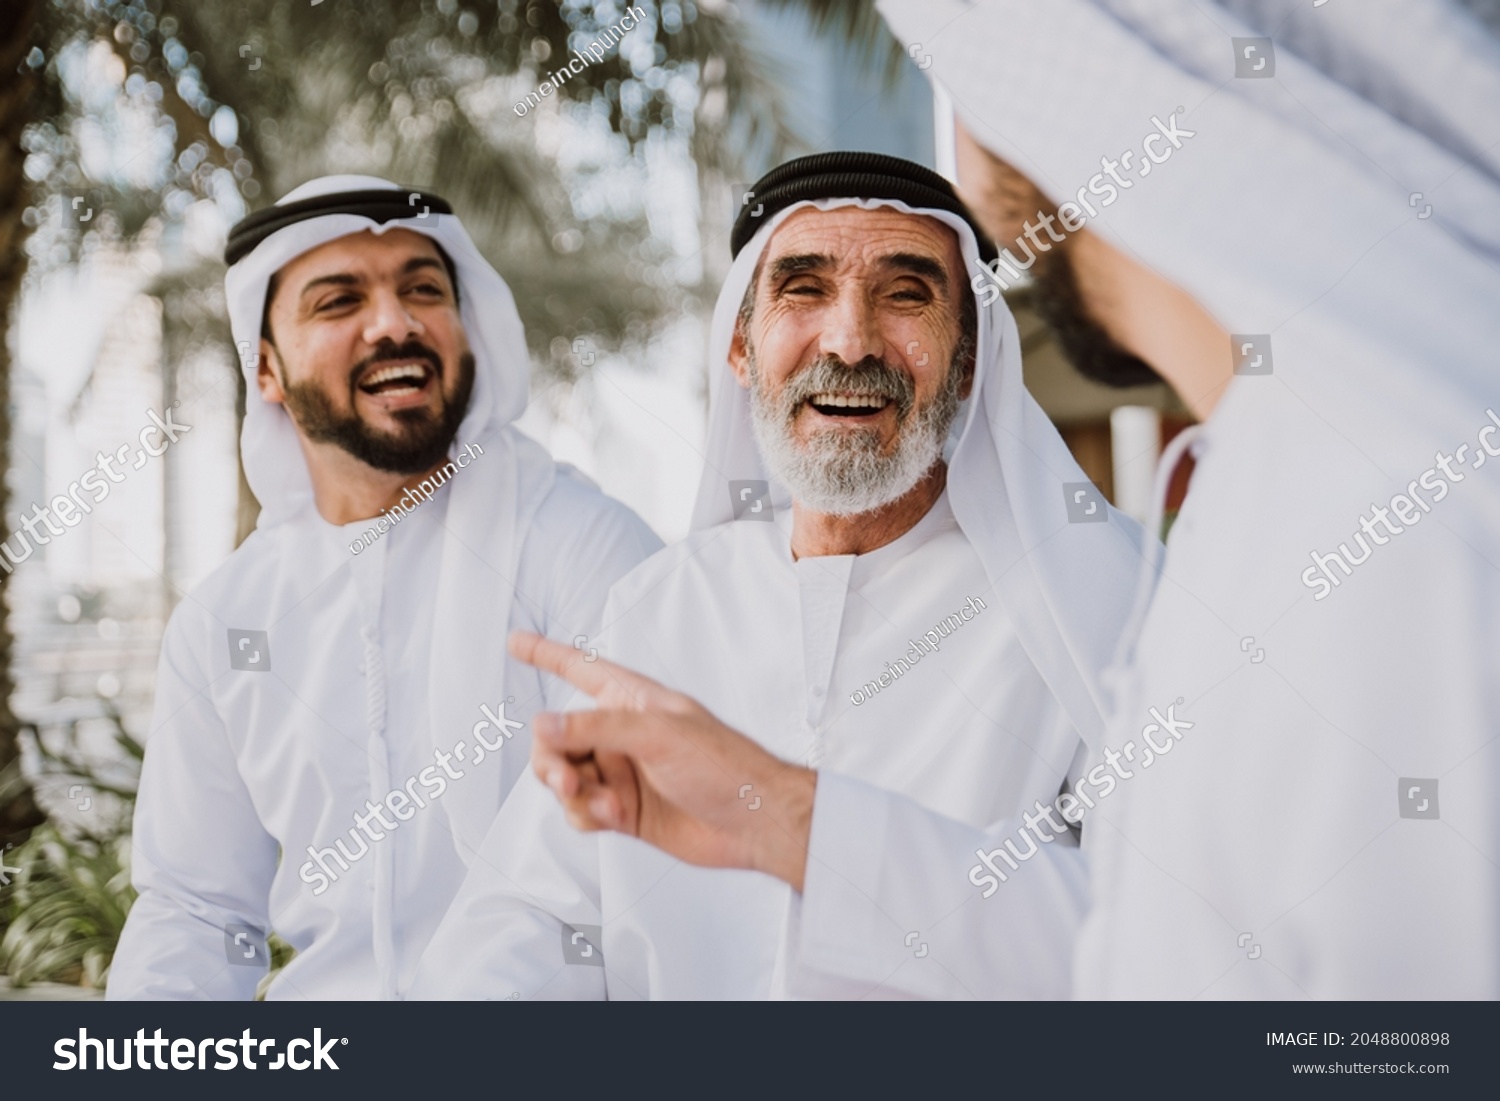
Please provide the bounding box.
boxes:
[754,204,965,284]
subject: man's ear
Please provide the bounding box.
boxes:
[256,339,285,403]
[727,322,753,390]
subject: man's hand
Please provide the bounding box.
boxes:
[508,631,816,890]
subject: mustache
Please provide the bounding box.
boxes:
[778,354,916,419]
[351,339,445,387]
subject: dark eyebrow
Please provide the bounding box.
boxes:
[767,253,832,284]
[880,252,949,292]
[298,255,449,302]
[402,256,447,280]
[298,272,361,300]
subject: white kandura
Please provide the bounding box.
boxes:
[107,176,660,1001]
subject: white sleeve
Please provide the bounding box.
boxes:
[106,616,279,1001]
[535,477,663,714]
[413,494,657,1001]
[407,769,608,1000]
[783,771,1088,1000]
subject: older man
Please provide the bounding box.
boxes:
[504,0,1500,1001]
[411,154,1146,999]
[107,176,659,1000]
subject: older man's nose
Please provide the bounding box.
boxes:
[817,292,883,366]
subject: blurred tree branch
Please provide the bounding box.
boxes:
[0,0,48,856]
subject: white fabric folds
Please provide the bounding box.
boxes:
[874,0,1500,996]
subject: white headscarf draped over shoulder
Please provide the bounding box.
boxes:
[223,175,556,861]
[691,195,1152,751]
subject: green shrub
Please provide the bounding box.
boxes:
[0,824,135,989]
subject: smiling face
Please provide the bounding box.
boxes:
[730,206,976,516]
[257,227,475,475]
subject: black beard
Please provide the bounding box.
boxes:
[1030,247,1161,388]
[281,342,476,475]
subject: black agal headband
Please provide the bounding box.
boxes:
[730,152,998,264]
[224,188,454,266]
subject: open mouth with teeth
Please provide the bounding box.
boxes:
[357,361,436,404]
[805,391,894,418]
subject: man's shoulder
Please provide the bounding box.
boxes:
[525,464,662,561]
[605,519,782,609]
[174,527,282,615]
[517,465,663,634]
[156,526,284,664]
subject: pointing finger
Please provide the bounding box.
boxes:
[533,708,664,761]
[508,630,677,710]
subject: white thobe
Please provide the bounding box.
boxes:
[107,470,659,1000]
[1071,366,1500,999]
[786,369,1500,1000]
[411,491,1088,1000]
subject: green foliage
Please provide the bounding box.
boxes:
[256,934,296,1002]
[0,704,300,992]
[0,707,140,988]
[23,0,797,368]
[0,825,135,990]
[0,825,299,993]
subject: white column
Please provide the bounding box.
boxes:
[932,82,957,183]
[1109,405,1161,524]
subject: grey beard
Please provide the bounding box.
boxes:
[747,344,968,517]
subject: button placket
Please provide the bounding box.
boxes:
[349,537,398,999]
[797,557,854,764]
